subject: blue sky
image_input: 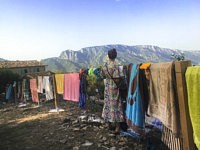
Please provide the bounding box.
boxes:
[0,0,200,60]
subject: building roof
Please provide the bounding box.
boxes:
[0,60,47,69]
[23,71,55,79]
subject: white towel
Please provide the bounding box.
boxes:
[43,76,53,100]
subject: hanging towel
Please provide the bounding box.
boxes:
[161,124,183,150]
[43,76,53,100]
[140,63,151,80]
[30,79,39,103]
[139,69,149,114]
[6,84,13,101]
[37,76,43,93]
[63,73,80,102]
[147,62,180,136]
[186,66,200,149]
[23,79,29,100]
[88,68,95,77]
[17,82,22,99]
[79,72,87,108]
[125,64,145,135]
[93,68,101,79]
[55,74,64,94]
[139,63,151,69]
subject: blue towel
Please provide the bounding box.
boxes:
[126,64,145,134]
[93,68,101,79]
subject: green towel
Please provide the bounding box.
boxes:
[186,66,200,149]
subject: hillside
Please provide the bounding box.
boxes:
[0,58,6,61]
[41,44,200,72]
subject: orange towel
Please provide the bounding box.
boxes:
[140,63,151,80]
[140,63,151,69]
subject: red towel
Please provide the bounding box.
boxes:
[30,79,39,103]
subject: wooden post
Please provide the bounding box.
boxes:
[52,74,58,110]
[174,60,196,150]
[37,101,39,107]
[21,80,24,102]
[14,84,16,103]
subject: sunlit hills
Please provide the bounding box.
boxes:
[1,45,199,72]
[41,44,200,72]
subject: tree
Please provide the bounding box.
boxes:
[171,52,185,61]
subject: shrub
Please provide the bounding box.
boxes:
[86,76,104,99]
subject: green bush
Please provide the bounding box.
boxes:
[86,76,104,99]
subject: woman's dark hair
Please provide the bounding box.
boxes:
[108,48,117,60]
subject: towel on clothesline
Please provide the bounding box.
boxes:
[88,68,95,77]
[55,74,64,94]
[6,84,13,101]
[126,64,145,135]
[37,76,43,93]
[43,76,53,100]
[139,63,151,69]
[63,73,80,102]
[23,79,29,100]
[93,68,101,79]
[30,79,39,103]
[147,62,180,136]
[186,66,200,150]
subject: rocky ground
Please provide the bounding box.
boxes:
[0,97,163,150]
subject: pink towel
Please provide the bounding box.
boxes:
[30,79,39,103]
[63,73,80,102]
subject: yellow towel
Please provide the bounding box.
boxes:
[55,74,64,94]
[186,66,200,150]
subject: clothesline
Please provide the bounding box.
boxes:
[23,71,57,109]
[19,60,198,149]
[4,60,196,149]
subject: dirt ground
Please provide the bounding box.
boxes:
[0,97,162,150]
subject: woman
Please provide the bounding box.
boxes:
[100,48,125,133]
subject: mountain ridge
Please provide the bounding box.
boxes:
[41,44,200,72]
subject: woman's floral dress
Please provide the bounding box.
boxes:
[100,61,124,123]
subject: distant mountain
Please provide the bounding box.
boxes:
[0,58,6,61]
[41,44,200,72]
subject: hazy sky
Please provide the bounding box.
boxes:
[0,0,200,60]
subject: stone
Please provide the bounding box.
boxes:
[81,140,93,146]
[60,139,67,144]
[73,128,80,131]
[72,146,79,150]
[110,147,116,150]
[82,126,88,130]
[102,137,107,141]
